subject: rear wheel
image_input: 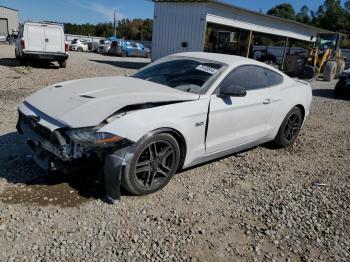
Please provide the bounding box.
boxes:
[299,65,315,80]
[122,133,180,195]
[58,59,67,68]
[323,60,337,81]
[15,49,20,60]
[121,51,128,57]
[273,107,303,148]
[77,47,83,52]
[334,81,346,96]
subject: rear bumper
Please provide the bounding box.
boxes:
[23,51,68,61]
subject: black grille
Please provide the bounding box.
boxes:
[19,112,59,144]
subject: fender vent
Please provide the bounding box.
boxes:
[80,95,96,99]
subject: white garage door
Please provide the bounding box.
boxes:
[0,19,8,35]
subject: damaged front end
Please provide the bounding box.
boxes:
[16,110,134,202]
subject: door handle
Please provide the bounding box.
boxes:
[263,99,271,104]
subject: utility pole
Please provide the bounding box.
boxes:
[113,9,116,37]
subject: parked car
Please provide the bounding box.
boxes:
[96,40,111,54]
[107,40,122,56]
[334,69,350,96]
[17,52,312,197]
[15,22,68,68]
[112,41,150,58]
[69,39,88,52]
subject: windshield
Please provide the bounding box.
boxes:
[71,39,78,44]
[317,34,338,50]
[132,57,226,94]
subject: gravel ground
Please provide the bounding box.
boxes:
[0,44,349,261]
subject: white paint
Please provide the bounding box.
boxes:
[16,22,66,55]
[19,52,312,168]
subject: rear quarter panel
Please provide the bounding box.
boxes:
[268,78,312,140]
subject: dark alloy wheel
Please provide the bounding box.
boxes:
[134,141,176,190]
[284,113,300,142]
[274,107,303,148]
[122,133,181,195]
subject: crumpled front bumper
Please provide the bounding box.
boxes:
[16,106,134,202]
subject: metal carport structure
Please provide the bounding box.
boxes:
[151,0,332,64]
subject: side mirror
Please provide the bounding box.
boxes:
[219,85,247,97]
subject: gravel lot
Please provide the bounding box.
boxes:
[0,44,349,261]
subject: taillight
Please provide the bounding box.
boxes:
[65,42,68,52]
[20,40,25,49]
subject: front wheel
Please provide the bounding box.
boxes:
[273,107,303,148]
[323,60,337,81]
[122,133,180,195]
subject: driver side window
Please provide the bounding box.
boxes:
[219,65,268,92]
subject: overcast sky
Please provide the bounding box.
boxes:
[0,0,336,24]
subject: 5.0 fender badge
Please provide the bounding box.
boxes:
[195,122,205,127]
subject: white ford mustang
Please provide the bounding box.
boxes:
[17,52,312,197]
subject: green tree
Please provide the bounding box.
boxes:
[142,19,153,41]
[267,3,296,20]
[315,0,349,33]
[116,18,130,39]
[296,5,311,23]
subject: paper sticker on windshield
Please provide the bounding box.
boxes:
[195,65,218,75]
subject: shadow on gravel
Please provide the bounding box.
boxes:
[90,59,149,69]
[0,58,21,67]
[0,58,59,69]
[313,89,350,101]
[0,132,116,208]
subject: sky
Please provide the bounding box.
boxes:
[0,0,333,24]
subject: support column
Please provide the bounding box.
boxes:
[281,37,289,71]
[246,30,253,58]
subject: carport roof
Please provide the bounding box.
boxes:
[151,0,333,34]
[0,5,18,12]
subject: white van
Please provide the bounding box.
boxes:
[15,22,68,68]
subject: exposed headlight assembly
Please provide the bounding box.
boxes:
[66,127,124,146]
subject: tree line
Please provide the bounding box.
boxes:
[63,0,349,41]
[267,0,350,34]
[64,18,153,41]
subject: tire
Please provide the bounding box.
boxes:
[323,60,337,81]
[121,51,127,57]
[146,52,151,58]
[122,133,181,196]
[15,49,20,60]
[335,60,345,79]
[334,81,346,96]
[299,65,315,80]
[19,57,27,66]
[273,107,303,148]
[77,47,83,52]
[58,59,67,68]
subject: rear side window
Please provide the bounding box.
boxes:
[265,69,283,86]
[219,65,283,91]
[220,65,267,90]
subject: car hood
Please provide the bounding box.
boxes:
[24,76,199,128]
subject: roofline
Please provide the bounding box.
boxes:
[22,21,64,26]
[151,0,334,34]
[0,5,18,12]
